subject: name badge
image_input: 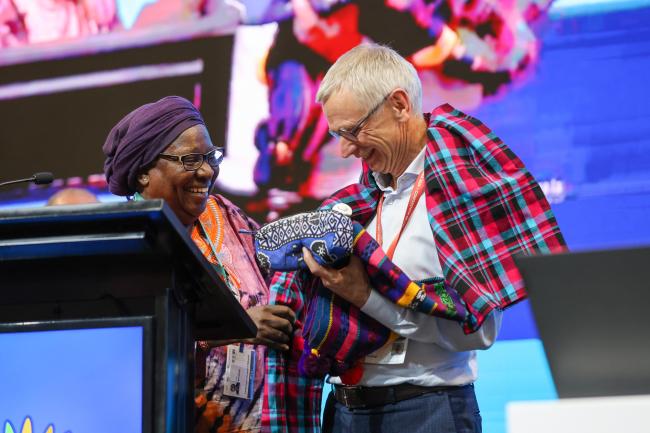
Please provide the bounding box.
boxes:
[364,337,408,365]
[223,344,256,399]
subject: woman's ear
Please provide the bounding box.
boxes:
[137,173,150,188]
[210,166,219,190]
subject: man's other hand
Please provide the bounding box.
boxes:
[302,247,371,308]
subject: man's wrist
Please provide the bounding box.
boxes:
[351,284,371,309]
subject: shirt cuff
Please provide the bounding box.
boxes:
[360,288,383,312]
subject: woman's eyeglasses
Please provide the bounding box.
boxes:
[158,148,224,171]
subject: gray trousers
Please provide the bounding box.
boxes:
[322,384,482,433]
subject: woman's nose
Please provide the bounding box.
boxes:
[196,159,215,179]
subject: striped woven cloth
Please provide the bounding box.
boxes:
[263,104,566,433]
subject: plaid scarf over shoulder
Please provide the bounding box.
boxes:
[262,104,566,433]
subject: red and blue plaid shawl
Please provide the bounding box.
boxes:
[262,104,566,433]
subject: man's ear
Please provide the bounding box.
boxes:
[390,89,411,121]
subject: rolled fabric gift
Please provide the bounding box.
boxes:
[254,208,354,273]
[297,222,470,380]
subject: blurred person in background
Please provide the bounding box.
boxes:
[46,187,99,205]
[247,0,552,219]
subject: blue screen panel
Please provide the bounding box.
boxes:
[475,339,557,433]
[0,326,142,433]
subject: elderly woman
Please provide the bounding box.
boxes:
[102,96,294,433]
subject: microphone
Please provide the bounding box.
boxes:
[0,172,54,188]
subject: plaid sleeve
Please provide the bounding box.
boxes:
[425,105,567,330]
[263,270,324,433]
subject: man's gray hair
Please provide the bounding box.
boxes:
[316,43,422,115]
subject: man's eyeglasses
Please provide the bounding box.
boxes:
[158,148,224,171]
[329,93,391,142]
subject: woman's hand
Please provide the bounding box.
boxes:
[246,305,296,351]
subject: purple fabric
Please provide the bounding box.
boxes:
[102,96,205,196]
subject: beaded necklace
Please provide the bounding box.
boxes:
[192,199,242,298]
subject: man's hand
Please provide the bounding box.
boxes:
[302,247,371,308]
[246,305,296,351]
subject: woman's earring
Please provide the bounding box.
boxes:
[138,174,149,186]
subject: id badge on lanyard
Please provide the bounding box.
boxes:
[364,337,408,365]
[223,343,256,399]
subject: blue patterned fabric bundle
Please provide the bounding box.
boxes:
[254,210,355,272]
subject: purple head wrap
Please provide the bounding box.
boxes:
[102,96,206,196]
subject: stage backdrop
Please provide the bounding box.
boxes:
[1,2,650,433]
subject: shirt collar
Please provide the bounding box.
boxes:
[372,146,426,193]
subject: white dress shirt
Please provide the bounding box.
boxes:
[330,147,502,387]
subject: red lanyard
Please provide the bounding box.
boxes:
[375,171,426,260]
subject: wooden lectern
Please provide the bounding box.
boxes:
[0,200,256,433]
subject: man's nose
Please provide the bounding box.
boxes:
[340,139,358,158]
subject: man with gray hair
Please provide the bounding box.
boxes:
[265,43,565,433]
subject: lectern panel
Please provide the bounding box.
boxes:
[0,317,152,433]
